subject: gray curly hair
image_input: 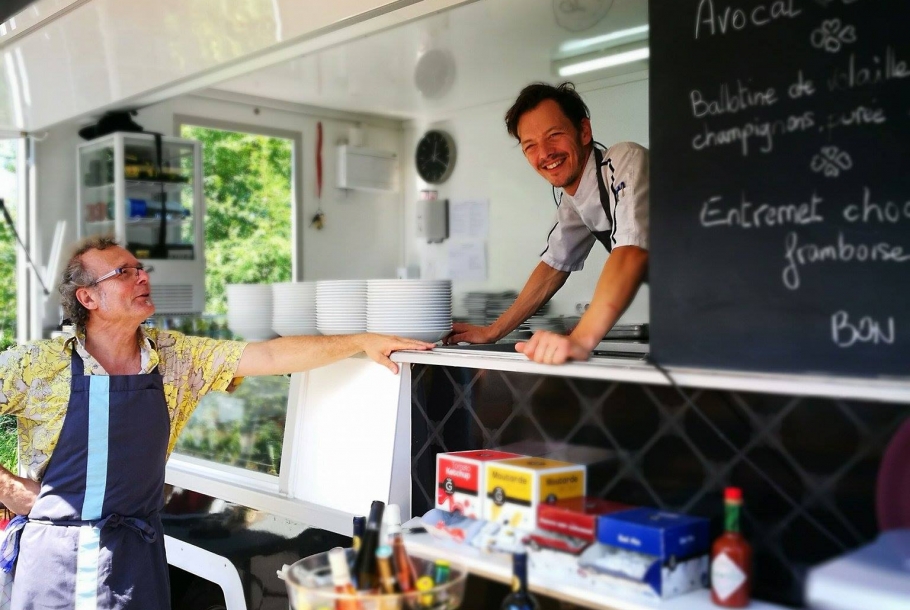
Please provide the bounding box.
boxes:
[58,236,120,330]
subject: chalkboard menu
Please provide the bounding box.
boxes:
[650,0,910,378]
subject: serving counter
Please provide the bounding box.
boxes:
[164,347,910,609]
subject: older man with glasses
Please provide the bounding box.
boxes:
[0,235,432,610]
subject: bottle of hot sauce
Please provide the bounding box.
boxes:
[711,487,752,607]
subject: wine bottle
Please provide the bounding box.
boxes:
[711,487,752,607]
[352,515,366,553]
[353,501,385,591]
[500,551,539,610]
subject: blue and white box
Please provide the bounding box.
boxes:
[579,508,710,600]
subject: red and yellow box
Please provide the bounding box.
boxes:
[435,450,522,518]
[483,457,586,530]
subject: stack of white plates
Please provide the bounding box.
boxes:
[367,279,452,342]
[316,280,367,335]
[226,284,277,341]
[272,282,318,336]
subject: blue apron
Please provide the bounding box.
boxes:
[11,347,171,609]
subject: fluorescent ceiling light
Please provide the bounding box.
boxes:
[556,45,649,77]
[559,25,650,55]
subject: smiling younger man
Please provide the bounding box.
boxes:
[0,237,432,610]
[447,82,649,364]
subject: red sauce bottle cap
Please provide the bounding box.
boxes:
[724,487,743,501]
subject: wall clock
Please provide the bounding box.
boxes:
[415,130,456,184]
[554,0,613,32]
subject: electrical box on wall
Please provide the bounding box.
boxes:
[336,145,398,192]
[417,198,448,243]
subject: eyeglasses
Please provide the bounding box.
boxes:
[87,264,154,287]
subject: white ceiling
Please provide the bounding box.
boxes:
[211,0,649,120]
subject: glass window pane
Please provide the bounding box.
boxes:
[170,125,294,476]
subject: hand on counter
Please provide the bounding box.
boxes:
[515,330,591,365]
[443,323,498,345]
[359,334,436,374]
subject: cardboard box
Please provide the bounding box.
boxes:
[581,507,710,599]
[435,450,522,518]
[537,496,632,543]
[483,457,585,530]
[525,497,632,578]
[596,507,709,557]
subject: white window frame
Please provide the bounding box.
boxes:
[164,118,303,497]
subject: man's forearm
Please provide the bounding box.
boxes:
[489,262,569,341]
[570,246,649,351]
[236,334,369,377]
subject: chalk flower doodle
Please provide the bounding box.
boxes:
[810,146,853,177]
[811,19,857,53]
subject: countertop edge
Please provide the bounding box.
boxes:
[391,350,910,404]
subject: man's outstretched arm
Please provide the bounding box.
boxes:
[236,333,434,377]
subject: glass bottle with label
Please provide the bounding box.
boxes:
[352,515,365,553]
[353,501,384,591]
[500,551,539,610]
[711,487,752,607]
[327,547,362,610]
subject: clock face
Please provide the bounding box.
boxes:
[553,0,613,32]
[415,130,456,184]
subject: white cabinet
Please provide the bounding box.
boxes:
[76,132,205,314]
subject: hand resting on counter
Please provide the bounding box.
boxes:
[444,323,499,346]
[516,330,591,365]
[237,332,435,377]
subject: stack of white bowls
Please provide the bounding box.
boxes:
[226,283,276,341]
[271,282,318,336]
[316,280,368,335]
[367,279,452,342]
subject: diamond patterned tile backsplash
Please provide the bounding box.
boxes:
[409,364,910,608]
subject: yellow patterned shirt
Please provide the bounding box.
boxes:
[0,327,247,481]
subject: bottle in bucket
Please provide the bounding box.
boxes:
[385,505,416,592]
[375,546,401,594]
[353,501,385,591]
[433,560,450,585]
[352,515,366,553]
[328,547,362,610]
[415,575,435,608]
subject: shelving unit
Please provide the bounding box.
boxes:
[403,530,788,610]
[76,132,205,314]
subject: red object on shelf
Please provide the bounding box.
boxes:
[711,487,752,608]
[315,121,323,200]
[536,496,632,543]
